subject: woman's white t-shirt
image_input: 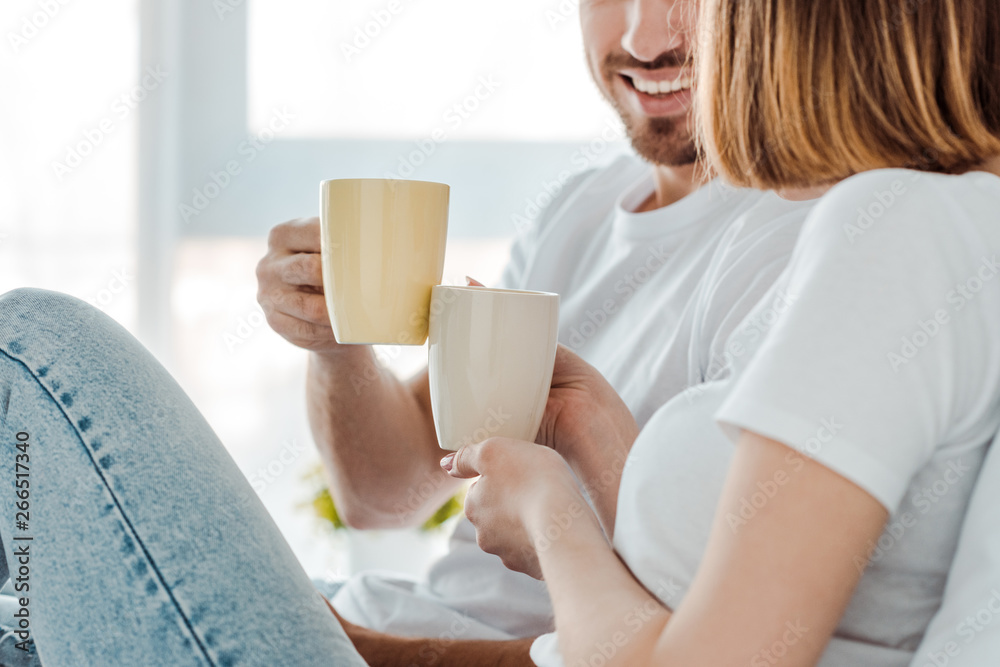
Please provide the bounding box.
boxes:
[533,168,1000,666]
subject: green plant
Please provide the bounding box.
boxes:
[302,464,465,532]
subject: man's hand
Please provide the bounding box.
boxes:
[256,217,341,355]
[534,345,639,533]
[264,217,451,528]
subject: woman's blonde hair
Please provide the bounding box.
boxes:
[696,0,1000,190]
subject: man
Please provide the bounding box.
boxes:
[911,438,1000,667]
[256,0,814,663]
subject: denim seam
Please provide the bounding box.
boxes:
[0,347,217,667]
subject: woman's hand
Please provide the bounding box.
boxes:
[461,281,636,534]
[442,438,602,580]
[534,345,640,533]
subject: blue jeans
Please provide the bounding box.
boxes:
[0,288,367,666]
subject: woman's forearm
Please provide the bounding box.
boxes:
[531,504,670,667]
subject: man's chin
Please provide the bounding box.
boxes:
[622,116,698,167]
[629,133,699,167]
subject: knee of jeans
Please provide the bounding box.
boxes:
[0,288,113,348]
[1,287,92,319]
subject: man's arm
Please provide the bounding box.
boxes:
[306,354,460,528]
[325,597,536,667]
[346,626,536,667]
[258,218,459,529]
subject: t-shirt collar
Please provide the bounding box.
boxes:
[612,170,753,241]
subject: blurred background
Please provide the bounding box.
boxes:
[0,0,626,579]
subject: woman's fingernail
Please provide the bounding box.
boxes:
[440,453,455,472]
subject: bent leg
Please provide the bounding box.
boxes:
[0,288,366,666]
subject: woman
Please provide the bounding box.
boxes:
[445,0,1000,666]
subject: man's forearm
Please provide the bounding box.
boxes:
[350,631,536,667]
[306,348,459,528]
[325,596,536,666]
[566,443,630,537]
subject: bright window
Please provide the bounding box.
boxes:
[0,0,138,328]
[247,0,609,140]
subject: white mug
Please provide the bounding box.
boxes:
[428,286,560,451]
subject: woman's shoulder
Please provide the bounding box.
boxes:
[802,168,999,249]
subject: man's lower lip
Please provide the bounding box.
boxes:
[627,85,693,117]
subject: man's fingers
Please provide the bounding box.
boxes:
[553,343,590,372]
[551,343,602,387]
[265,309,334,343]
[277,252,324,287]
[268,289,330,325]
[269,217,321,253]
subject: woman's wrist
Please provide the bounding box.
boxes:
[523,481,606,556]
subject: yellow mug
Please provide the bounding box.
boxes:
[320,178,450,345]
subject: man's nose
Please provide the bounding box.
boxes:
[621,0,692,64]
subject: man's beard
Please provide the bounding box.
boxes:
[616,101,699,167]
[595,49,700,167]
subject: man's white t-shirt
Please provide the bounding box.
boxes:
[913,424,1000,666]
[531,168,1000,666]
[331,153,816,644]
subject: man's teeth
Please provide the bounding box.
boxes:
[631,76,693,95]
